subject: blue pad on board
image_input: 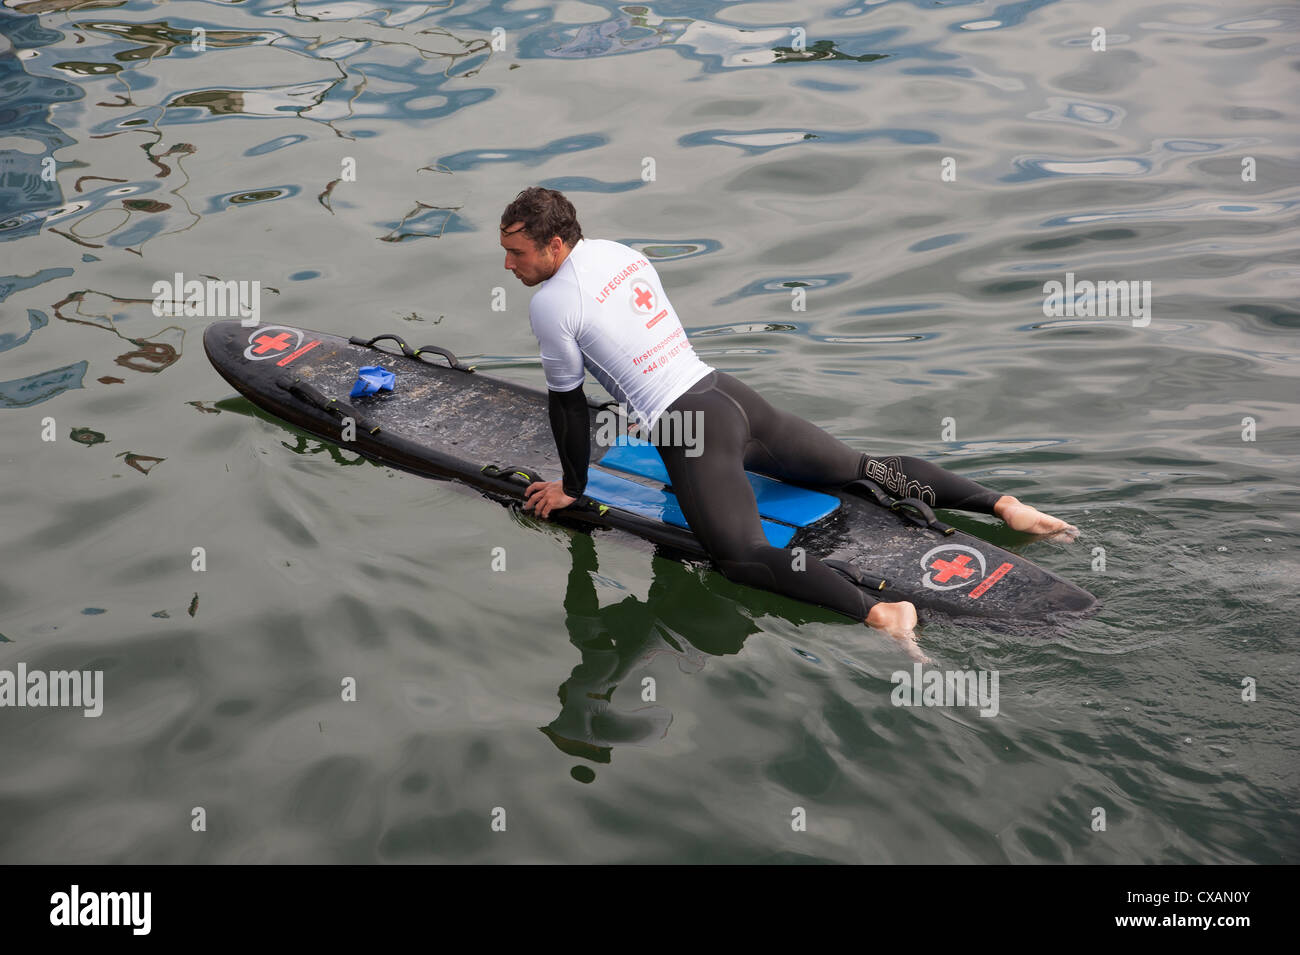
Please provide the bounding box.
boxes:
[598,436,840,528]
[584,469,796,547]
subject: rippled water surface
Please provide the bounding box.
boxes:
[1,0,1297,863]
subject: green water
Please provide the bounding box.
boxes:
[0,0,1297,863]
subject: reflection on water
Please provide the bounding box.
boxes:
[52,288,185,371]
[0,0,1296,863]
[0,9,77,240]
[0,358,87,407]
[1,2,494,249]
[542,528,849,768]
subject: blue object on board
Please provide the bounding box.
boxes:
[350,365,395,397]
[598,435,841,528]
[584,469,797,547]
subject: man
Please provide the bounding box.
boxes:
[501,186,1075,660]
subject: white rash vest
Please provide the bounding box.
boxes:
[528,237,714,430]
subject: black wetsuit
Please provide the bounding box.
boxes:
[550,370,1003,622]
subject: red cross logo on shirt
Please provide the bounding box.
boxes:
[630,280,655,313]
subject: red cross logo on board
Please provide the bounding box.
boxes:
[630,280,655,314]
[920,544,988,591]
[929,553,976,583]
[243,325,304,361]
[252,331,293,354]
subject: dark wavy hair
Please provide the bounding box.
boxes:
[500,186,583,251]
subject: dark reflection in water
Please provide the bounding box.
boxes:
[772,39,887,64]
[227,188,290,205]
[52,289,184,372]
[116,450,164,474]
[542,528,832,777]
[70,19,275,62]
[11,1,129,13]
[216,395,372,467]
[69,426,106,445]
[169,89,251,116]
[49,59,121,76]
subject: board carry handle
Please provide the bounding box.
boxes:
[480,462,545,485]
[889,497,955,535]
[842,477,895,510]
[275,375,381,435]
[348,333,476,372]
[412,343,476,372]
[823,558,888,591]
[480,463,611,520]
[825,559,929,625]
[842,477,955,535]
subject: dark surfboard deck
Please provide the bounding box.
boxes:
[204,321,1100,627]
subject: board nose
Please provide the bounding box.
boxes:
[203,319,267,365]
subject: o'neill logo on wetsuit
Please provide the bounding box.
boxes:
[920,544,1013,599]
[243,325,321,366]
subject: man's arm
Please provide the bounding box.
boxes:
[530,291,589,500]
[548,383,589,497]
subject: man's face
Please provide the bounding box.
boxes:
[501,221,560,286]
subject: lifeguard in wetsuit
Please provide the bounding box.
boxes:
[501,187,1076,658]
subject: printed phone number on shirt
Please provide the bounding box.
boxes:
[633,327,688,373]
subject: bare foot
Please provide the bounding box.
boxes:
[866,600,930,663]
[994,496,1078,541]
